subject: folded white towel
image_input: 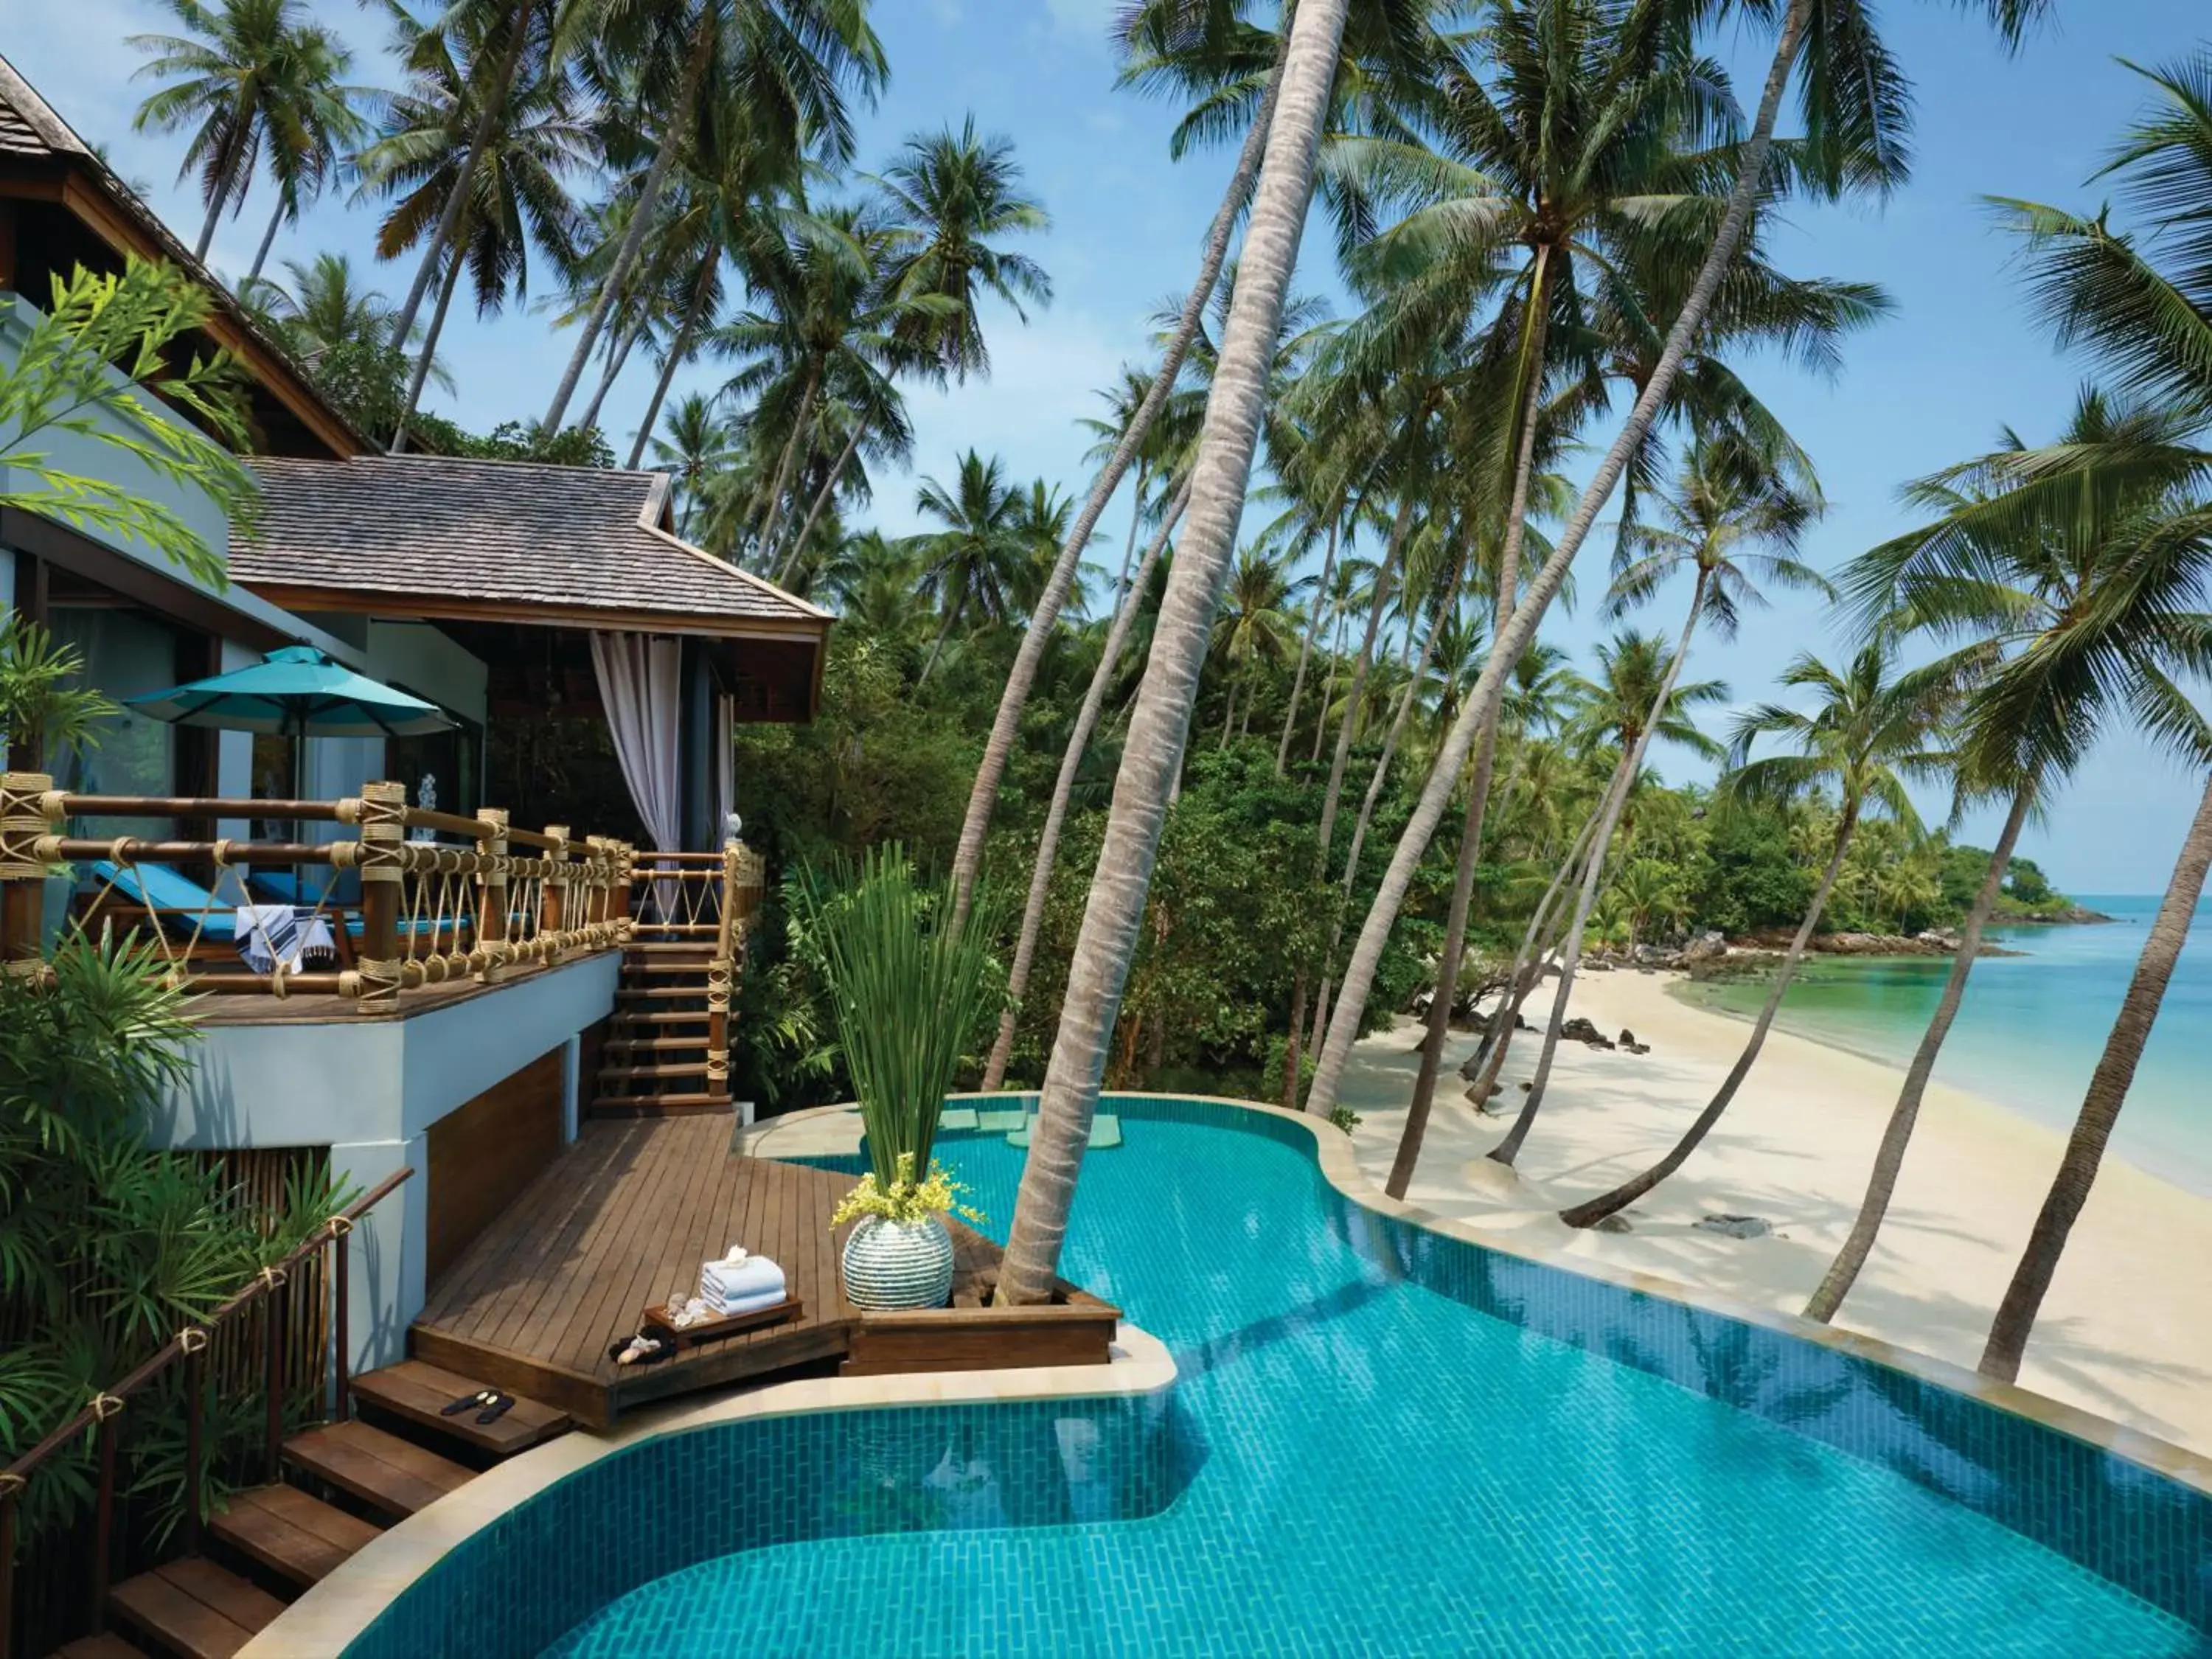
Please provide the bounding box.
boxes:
[705,1286,787,1318]
[700,1256,785,1301]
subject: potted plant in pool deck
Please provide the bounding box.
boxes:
[799,846,1004,1311]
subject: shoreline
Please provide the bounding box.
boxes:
[1338,968,2212,1460]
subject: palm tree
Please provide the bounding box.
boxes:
[720,204,936,564]
[539,0,886,434]
[870,117,1051,380]
[647,391,734,538]
[942,24,1290,923]
[1559,640,1951,1227]
[995,0,1356,1306]
[1975,58,2212,1380]
[1495,435,1822,1166]
[911,451,1031,684]
[243,21,373,285]
[129,0,354,264]
[980,479,1192,1092]
[1210,546,1300,742]
[1302,0,2053,1124]
[359,0,591,448]
[1808,391,2212,1329]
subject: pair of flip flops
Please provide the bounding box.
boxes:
[440,1388,515,1425]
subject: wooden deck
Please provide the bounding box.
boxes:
[411,1116,1117,1427]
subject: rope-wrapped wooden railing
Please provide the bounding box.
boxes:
[0,1166,413,1659]
[0,772,636,1015]
[706,841,768,1096]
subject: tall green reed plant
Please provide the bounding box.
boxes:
[793,845,1006,1191]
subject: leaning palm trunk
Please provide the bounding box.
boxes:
[1492,573,1705,1167]
[1980,771,2212,1380]
[577,315,642,435]
[542,20,711,434]
[995,0,1350,1305]
[777,422,868,583]
[393,1,530,355]
[1315,501,1410,872]
[1276,515,1341,775]
[246,195,286,288]
[1110,462,1151,619]
[1559,803,1862,1228]
[1388,263,1551,1186]
[1301,557,1450,1105]
[392,240,469,455]
[946,52,1287,927]
[1804,782,2033,1322]
[1463,809,1601,1109]
[627,256,716,470]
[981,487,1190,1091]
[752,369,820,561]
[1301,0,1814,1122]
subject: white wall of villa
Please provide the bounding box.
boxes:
[149,953,622,1371]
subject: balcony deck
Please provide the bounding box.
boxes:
[409,1116,1118,1428]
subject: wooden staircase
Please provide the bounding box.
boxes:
[77,1362,568,1659]
[593,940,728,1114]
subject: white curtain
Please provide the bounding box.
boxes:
[590,632,684,852]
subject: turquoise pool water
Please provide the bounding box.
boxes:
[346,1101,2211,1657]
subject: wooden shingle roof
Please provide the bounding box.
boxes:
[237,454,830,637]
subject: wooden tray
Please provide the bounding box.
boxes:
[642,1296,803,1348]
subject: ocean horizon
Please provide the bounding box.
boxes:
[1674,895,2212,1198]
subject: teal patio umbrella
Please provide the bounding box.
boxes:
[127,645,457,858]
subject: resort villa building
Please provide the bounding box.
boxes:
[1,55,828,1376]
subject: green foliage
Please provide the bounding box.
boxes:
[1326,1106,1362,1135]
[0,611,122,762]
[0,931,349,1543]
[1686,810,1812,937]
[0,260,260,589]
[791,847,1006,1189]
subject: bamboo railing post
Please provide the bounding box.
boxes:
[541,824,569,961]
[613,843,636,942]
[475,807,509,985]
[331,1222,351,1421]
[90,1411,116,1633]
[706,839,738,1103]
[352,782,405,1014]
[0,1480,18,1659]
[0,773,58,974]
[263,1278,286,1483]
[182,1338,205,1551]
[582,836,608,939]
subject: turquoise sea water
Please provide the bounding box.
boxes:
[522,1110,2203,1657]
[1674,896,2212,1195]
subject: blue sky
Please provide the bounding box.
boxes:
[11,0,2208,893]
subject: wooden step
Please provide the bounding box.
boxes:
[590,1093,728,1115]
[605,1036,708,1053]
[206,1483,380,1588]
[282,1421,471,1520]
[613,1009,711,1025]
[622,941,718,955]
[352,1360,572,1458]
[108,1559,282,1659]
[52,1636,151,1659]
[622,961,714,978]
[616,987,710,1001]
[597,1062,709,1081]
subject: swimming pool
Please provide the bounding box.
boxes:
[345,1097,2212,1656]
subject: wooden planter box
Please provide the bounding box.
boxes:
[841,1287,1120,1377]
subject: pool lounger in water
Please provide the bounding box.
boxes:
[1006,1113,1120,1150]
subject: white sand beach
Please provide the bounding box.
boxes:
[1340,968,2212,1459]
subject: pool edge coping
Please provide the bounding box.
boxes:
[1057,1088,2212,1502]
[240,1311,1175,1657]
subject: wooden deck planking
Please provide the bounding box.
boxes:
[411,1117,1113,1428]
[413,1119,864,1427]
